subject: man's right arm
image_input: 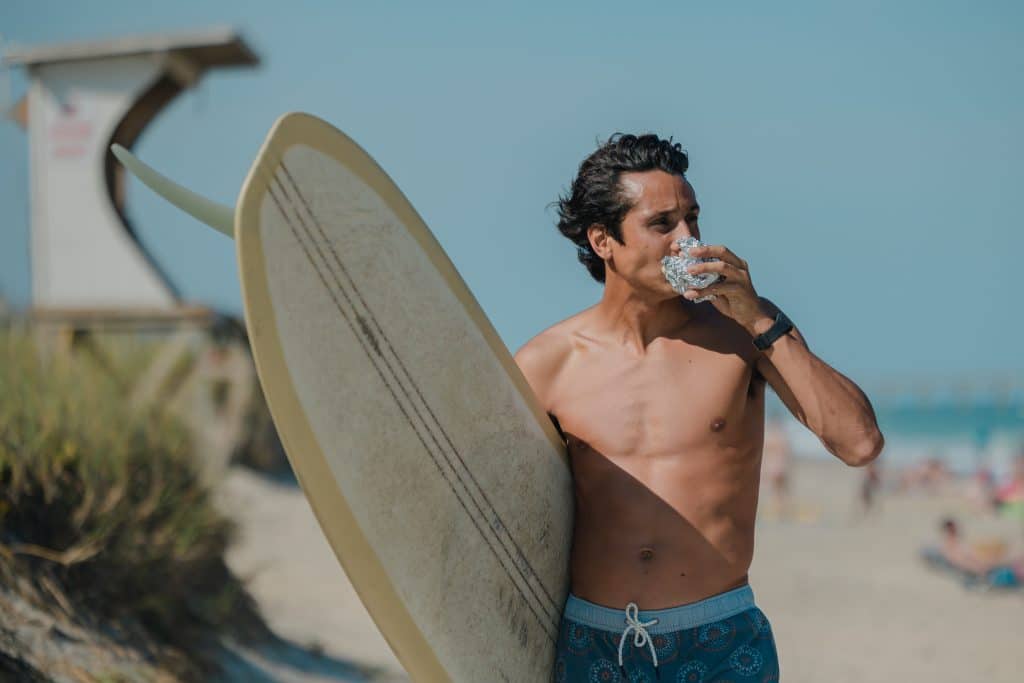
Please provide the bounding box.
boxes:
[514,333,570,442]
[513,331,567,415]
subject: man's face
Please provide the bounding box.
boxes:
[595,170,701,297]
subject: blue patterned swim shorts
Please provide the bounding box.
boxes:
[551,585,779,682]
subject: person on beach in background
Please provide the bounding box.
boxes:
[936,518,990,575]
[761,416,793,520]
[899,454,953,495]
[926,518,1024,588]
[857,460,882,515]
[514,133,884,682]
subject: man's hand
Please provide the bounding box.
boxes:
[681,244,772,336]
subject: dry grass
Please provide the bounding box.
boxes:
[0,330,269,679]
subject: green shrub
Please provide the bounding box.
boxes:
[0,331,268,678]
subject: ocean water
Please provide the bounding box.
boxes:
[773,394,1024,476]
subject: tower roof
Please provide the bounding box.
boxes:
[2,26,259,69]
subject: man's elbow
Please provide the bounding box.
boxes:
[844,431,885,467]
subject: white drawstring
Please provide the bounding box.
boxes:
[617,602,660,668]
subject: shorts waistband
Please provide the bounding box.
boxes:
[563,585,756,634]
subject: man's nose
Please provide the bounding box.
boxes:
[668,224,696,254]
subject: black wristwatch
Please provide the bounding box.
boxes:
[752,311,793,351]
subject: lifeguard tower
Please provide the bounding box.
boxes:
[3,28,283,480]
[5,26,256,312]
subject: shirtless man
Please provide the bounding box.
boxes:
[514,134,884,682]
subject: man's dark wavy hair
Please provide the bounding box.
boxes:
[555,133,689,282]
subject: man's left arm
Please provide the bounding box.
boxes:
[683,245,885,467]
[749,297,883,466]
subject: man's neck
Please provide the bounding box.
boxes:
[592,278,694,353]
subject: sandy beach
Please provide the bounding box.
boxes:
[215,457,1023,682]
[751,457,1022,682]
[215,468,406,682]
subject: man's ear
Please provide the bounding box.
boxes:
[587,223,613,260]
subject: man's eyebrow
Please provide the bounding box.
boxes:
[645,204,700,220]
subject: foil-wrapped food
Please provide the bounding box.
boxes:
[660,236,721,302]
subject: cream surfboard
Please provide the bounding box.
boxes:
[111,112,572,682]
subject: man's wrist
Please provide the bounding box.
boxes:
[745,315,776,338]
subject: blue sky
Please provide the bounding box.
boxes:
[1,1,1022,381]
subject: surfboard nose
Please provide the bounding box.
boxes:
[110,143,236,238]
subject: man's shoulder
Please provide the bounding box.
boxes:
[513,317,576,373]
[512,312,588,406]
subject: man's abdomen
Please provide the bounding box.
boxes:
[569,516,754,609]
[567,447,759,609]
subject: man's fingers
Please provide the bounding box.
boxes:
[683,280,739,299]
[686,260,746,281]
[690,244,747,269]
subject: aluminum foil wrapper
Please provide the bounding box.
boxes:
[660,236,721,302]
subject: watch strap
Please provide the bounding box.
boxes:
[752,311,793,351]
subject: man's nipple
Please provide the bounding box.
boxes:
[710,417,727,432]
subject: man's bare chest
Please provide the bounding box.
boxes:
[549,341,763,458]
